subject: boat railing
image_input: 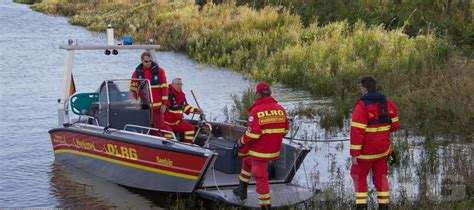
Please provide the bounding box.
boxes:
[201,122,213,148]
[78,115,99,126]
[123,124,177,141]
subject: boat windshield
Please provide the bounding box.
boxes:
[98,79,151,106]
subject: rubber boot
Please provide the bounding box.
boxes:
[261,205,271,210]
[356,204,367,210]
[232,181,248,200]
[378,204,389,210]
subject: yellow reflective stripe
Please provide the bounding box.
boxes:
[261,128,287,134]
[356,192,368,197]
[350,144,362,150]
[378,191,390,196]
[151,102,162,107]
[239,175,249,182]
[184,105,191,112]
[357,147,391,160]
[184,131,195,135]
[248,150,280,158]
[241,169,251,177]
[129,86,138,91]
[378,199,389,204]
[165,120,180,125]
[190,107,195,113]
[351,121,367,129]
[258,200,271,205]
[164,134,173,139]
[184,136,193,140]
[356,199,367,204]
[365,125,391,132]
[167,109,183,114]
[391,117,399,123]
[245,131,261,139]
[258,193,271,199]
[238,152,248,157]
[162,96,168,100]
[240,137,245,145]
[151,83,168,89]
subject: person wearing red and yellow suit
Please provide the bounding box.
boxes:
[350,76,400,210]
[233,82,289,210]
[129,52,172,137]
[164,78,201,143]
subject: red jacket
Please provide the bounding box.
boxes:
[163,85,199,124]
[350,92,400,161]
[129,62,168,109]
[239,96,289,161]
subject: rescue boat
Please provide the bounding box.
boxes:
[49,27,314,208]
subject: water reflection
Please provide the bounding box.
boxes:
[50,162,162,209]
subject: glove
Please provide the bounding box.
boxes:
[160,105,167,114]
[238,145,250,159]
[387,150,397,166]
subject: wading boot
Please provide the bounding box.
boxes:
[232,181,248,200]
[356,204,367,210]
[260,205,272,210]
[261,205,271,210]
[378,204,389,210]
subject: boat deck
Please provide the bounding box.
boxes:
[202,169,240,187]
[196,183,314,209]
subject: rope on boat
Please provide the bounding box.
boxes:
[285,137,350,142]
[302,158,311,192]
[212,165,226,198]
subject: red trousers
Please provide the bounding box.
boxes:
[239,158,271,206]
[151,109,173,138]
[350,157,390,205]
[166,120,195,143]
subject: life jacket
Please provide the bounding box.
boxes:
[131,61,168,109]
[239,96,289,161]
[168,87,187,111]
[164,85,197,124]
[350,91,400,161]
[360,92,390,126]
[135,62,160,86]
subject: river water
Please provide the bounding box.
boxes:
[0,1,472,208]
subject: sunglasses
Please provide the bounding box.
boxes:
[143,60,152,63]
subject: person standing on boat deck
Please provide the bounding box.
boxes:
[233,82,289,210]
[350,76,399,210]
[129,52,173,138]
[163,78,201,143]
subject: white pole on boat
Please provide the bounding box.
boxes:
[57,47,74,126]
[106,24,114,46]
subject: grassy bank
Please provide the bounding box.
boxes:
[30,0,473,138]
[13,0,37,4]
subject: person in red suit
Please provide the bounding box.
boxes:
[129,52,172,138]
[233,82,289,209]
[350,76,400,210]
[163,78,201,143]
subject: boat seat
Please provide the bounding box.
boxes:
[70,92,99,115]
